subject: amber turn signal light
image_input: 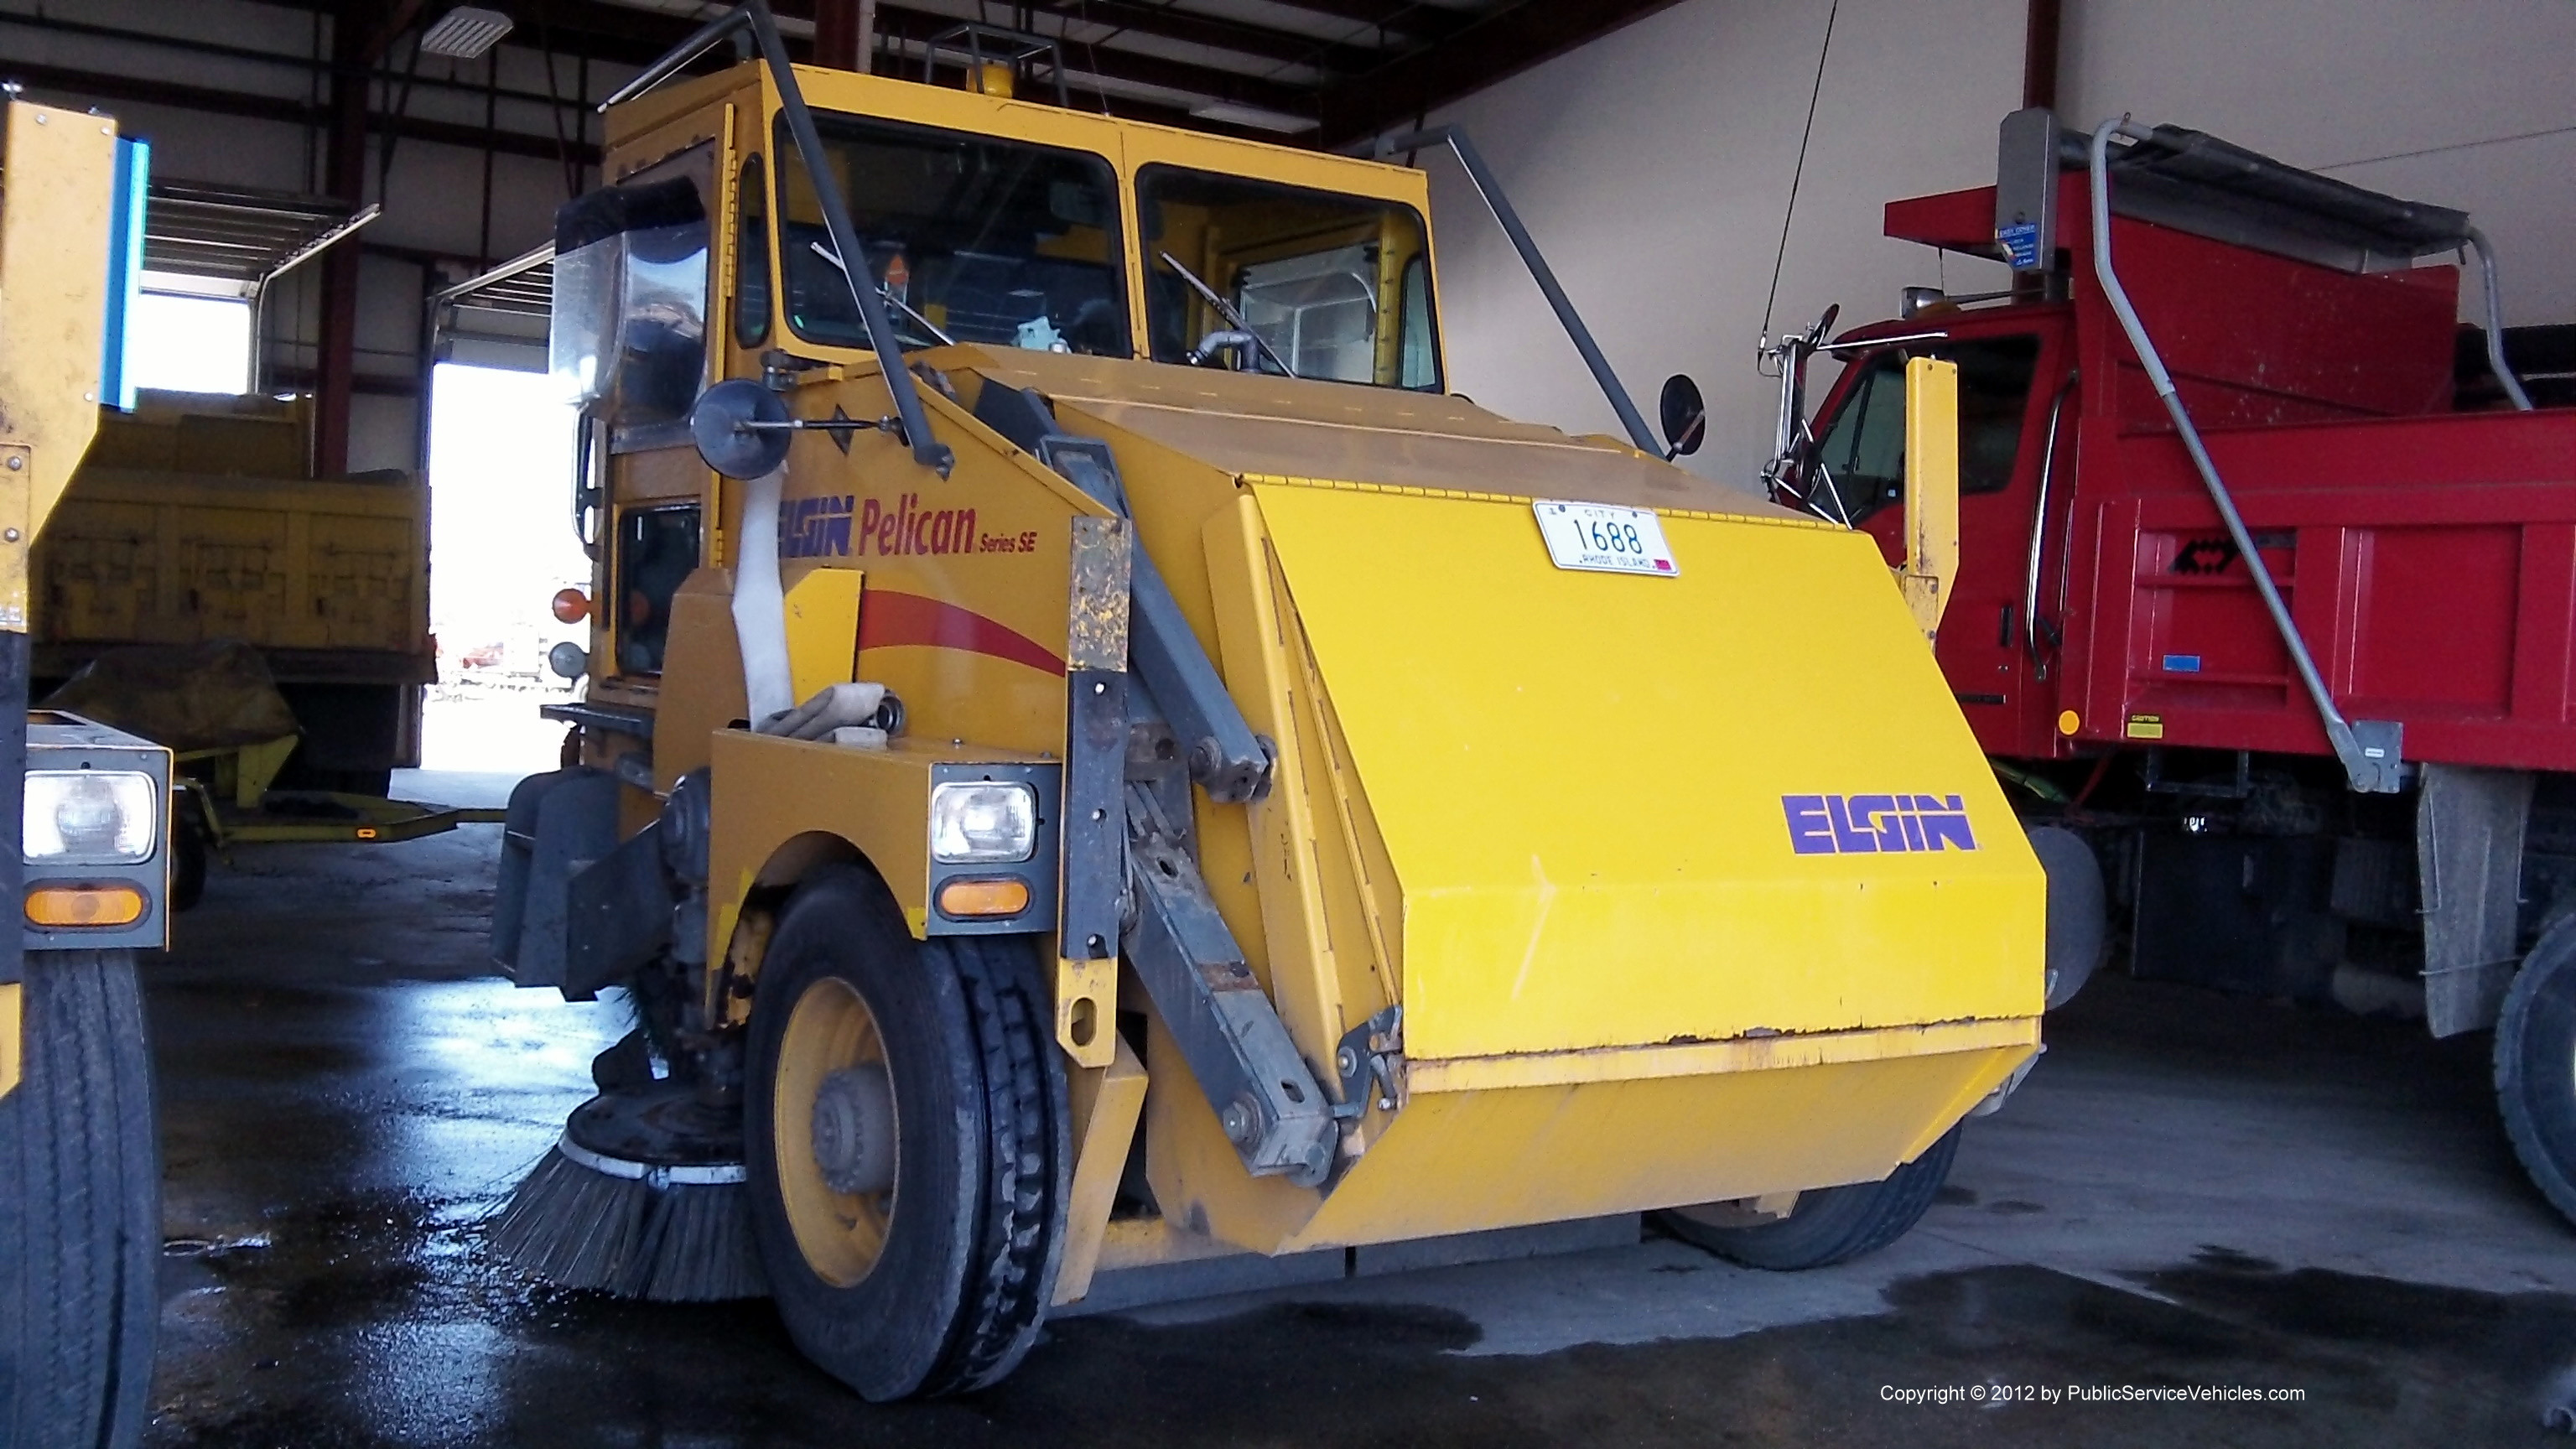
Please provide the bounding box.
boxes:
[937,876,1031,918]
[26,884,146,928]
[552,587,591,624]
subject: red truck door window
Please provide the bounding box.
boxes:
[1821,334,2053,745]
[1816,336,2039,524]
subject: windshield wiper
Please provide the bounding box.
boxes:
[1156,251,1296,380]
[809,241,955,348]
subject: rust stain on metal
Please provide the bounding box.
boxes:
[1067,515,1132,673]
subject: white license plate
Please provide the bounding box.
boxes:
[1531,501,1678,577]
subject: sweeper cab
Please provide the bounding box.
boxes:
[490,2,2045,1400]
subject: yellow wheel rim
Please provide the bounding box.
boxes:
[775,976,897,1287]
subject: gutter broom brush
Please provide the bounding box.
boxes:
[487,1068,766,1301]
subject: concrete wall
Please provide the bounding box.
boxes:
[2059,0,2576,329]
[1417,0,2576,491]
[1416,0,2025,491]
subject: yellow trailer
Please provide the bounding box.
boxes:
[490,2,2042,1401]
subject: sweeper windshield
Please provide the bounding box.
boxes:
[771,110,1130,356]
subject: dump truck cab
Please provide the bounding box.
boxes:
[494,4,2042,1402]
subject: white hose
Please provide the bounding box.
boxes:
[757,681,886,740]
[730,465,795,725]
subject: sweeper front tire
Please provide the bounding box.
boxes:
[2496,922,2576,1226]
[0,950,161,1449]
[745,867,1067,1400]
[1658,1125,1961,1270]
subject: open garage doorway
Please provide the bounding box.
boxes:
[423,360,585,780]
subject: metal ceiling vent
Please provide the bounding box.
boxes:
[420,6,516,60]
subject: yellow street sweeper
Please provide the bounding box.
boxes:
[490,2,2043,1400]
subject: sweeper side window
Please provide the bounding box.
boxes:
[774,112,1128,356]
[1811,335,2041,523]
[614,503,700,677]
[1137,165,1440,390]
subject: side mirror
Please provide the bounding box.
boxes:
[1658,374,1706,458]
[689,377,792,479]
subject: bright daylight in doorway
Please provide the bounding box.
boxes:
[425,361,588,774]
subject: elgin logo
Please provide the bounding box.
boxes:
[1783,794,1977,855]
[862,492,974,557]
[782,495,856,559]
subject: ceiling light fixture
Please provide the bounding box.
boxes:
[420,6,516,60]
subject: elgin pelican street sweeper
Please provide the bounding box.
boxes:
[490,3,2045,1400]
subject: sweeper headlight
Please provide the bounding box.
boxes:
[929,782,1038,864]
[24,771,158,865]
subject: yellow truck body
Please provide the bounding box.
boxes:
[34,395,432,786]
[494,22,2044,1400]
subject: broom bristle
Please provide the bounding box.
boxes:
[635,1179,766,1301]
[486,1145,767,1302]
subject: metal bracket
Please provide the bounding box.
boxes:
[1062,516,1131,963]
[1331,1005,1402,1119]
[2142,747,2252,798]
[975,382,1275,802]
[1122,786,1336,1187]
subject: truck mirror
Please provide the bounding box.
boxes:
[1659,374,1706,458]
[689,377,792,480]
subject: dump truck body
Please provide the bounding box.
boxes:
[36,394,433,792]
[1836,175,2576,776]
[493,17,2040,1399]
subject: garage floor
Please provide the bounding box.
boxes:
[139,773,2576,1447]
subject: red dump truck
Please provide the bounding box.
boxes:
[1724,110,2576,1226]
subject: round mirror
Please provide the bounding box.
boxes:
[1659,374,1706,458]
[689,377,792,480]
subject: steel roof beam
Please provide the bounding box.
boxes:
[0,58,602,166]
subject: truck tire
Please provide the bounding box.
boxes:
[2028,826,2108,1010]
[0,950,161,1449]
[745,868,1067,1400]
[169,818,207,915]
[1657,1126,1960,1270]
[2495,921,2576,1225]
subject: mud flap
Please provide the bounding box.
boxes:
[566,821,677,1000]
[2419,763,2533,1037]
[493,767,618,991]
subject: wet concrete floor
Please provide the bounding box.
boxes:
[140,772,2576,1446]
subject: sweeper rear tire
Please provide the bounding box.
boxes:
[1657,1125,1960,1270]
[745,866,1067,1400]
[0,950,161,1449]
